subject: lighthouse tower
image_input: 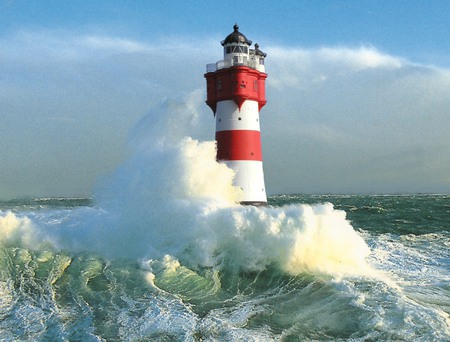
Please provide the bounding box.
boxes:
[205,24,268,205]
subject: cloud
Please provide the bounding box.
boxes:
[267,45,404,89]
[264,46,450,193]
[316,46,404,70]
[0,30,449,198]
[80,36,150,53]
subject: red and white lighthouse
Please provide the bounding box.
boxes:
[205,24,268,205]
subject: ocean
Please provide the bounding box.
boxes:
[0,194,448,341]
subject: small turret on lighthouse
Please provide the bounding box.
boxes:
[205,24,268,205]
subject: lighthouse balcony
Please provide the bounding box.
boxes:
[206,57,262,73]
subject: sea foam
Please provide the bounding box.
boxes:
[0,94,374,278]
[0,211,39,247]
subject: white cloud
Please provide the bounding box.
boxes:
[318,46,404,70]
[268,45,405,90]
[80,36,150,53]
[263,45,450,193]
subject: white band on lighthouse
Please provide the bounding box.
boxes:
[205,24,268,205]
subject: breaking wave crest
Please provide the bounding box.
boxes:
[0,98,373,279]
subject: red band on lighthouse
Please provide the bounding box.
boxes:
[205,67,267,113]
[216,130,263,161]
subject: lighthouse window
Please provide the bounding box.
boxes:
[253,80,258,91]
[259,57,265,65]
[217,80,222,90]
[226,46,248,54]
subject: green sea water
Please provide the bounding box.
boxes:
[0,194,448,341]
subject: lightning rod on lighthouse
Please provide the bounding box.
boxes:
[205,24,268,206]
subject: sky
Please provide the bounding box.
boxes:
[1,0,449,199]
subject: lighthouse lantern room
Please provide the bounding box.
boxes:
[205,24,268,205]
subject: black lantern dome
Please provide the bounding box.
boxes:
[221,24,252,46]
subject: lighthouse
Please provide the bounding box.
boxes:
[205,24,268,205]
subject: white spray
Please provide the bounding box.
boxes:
[0,92,373,277]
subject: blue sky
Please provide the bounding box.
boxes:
[2,0,448,66]
[1,1,449,198]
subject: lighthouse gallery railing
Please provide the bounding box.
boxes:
[206,58,260,73]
